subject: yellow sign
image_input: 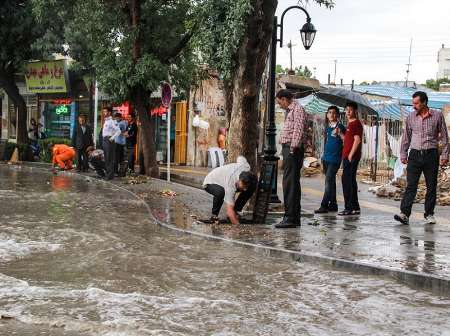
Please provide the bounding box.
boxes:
[25,60,68,93]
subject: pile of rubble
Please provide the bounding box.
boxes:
[301,157,322,177]
[369,167,450,205]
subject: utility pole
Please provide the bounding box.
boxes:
[288,40,293,71]
[405,38,412,87]
[333,59,337,84]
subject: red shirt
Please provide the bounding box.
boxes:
[342,119,363,160]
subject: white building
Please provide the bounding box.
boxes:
[438,44,450,79]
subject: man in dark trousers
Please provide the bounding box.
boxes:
[202,156,257,225]
[276,89,308,228]
[395,91,449,225]
[126,113,138,173]
[72,114,93,172]
[101,106,121,180]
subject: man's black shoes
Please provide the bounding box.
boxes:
[314,207,328,214]
[275,219,300,228]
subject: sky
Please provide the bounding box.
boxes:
[276,0,450,85]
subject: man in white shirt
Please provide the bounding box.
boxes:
[101,106,121,180]
[203,156,257,224]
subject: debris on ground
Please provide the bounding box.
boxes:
[370,167,450,205]
[159,189,177,197]
[122,175,149,185]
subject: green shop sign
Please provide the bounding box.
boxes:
[55,105,69,115]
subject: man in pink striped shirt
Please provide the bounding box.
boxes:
[394,91,449,225]
[275,89,308,228]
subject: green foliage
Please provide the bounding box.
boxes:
[33,0,200,104]
[275,64,312,78]
[194,0,253,81]
[425,78,450,91]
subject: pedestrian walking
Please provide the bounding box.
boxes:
[126,113,138,173]
[315,106,346,214]
[203,156,257,225]
[72,114,93,172]
[275,89,308,228]
[101,106,121,180]
[50,144,76,170]
[113,112,128,176]
[394,91,449,225]
[338,101,363,216]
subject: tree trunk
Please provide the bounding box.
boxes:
[227,0,277,170]
[134,87,159,177]
[129,0,157,176]
[0,69,28,144]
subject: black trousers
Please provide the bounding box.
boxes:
[321,161,340,209]
[115,144,125,173]
[342,158,360,211]
[282,144,305,223]
[102,137,116,180]
[204,183,256,216]
[400,149,439,217]
[76,147,89,171]
[127,144,136,172]
[90,157,106,177]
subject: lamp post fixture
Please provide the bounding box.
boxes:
[253,6,316,223]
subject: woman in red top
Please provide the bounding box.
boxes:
[337,102,363,216]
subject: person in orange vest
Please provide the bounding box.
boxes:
[50,144,76,170]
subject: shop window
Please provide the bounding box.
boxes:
[43,102,72,138]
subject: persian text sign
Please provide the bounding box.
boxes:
[25,60,68,93]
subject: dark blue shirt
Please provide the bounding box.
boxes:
[322,122,346,164]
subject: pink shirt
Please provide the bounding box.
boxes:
[280,100,308,151]
[400,108,449,160]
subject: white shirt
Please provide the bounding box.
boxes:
[102,117,121,141]
[203,156,251,205]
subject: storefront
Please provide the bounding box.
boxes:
[25,59,94,140]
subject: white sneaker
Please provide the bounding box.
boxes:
[425,215,436,224]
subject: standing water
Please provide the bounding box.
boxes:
[0,165,449,336]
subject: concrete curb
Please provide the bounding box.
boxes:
[11,162,450,296]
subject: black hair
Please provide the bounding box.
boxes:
[103,106,113,113]
[345,101,358,111]
[78,114,87,119]
[412,91,428,105]
[276,89,293,100]
[239,171,258,190]
[327,105,339,114]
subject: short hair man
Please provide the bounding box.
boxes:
[395,91,449,225]
[275,89,308,228]
[203,156,257,224]
[72,114,93,172]
[338,101,363,216]
[101,106,121,180]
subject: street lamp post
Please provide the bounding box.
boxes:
[253,6,316,224]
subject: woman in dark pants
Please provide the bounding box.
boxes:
[315,106,346,213]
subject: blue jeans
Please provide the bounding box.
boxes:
[320,161,340,209]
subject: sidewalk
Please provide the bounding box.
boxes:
[154,164,450,293]
[160,164,450,225]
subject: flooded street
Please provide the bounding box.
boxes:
[1,165,450,336]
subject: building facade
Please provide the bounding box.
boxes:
[438,44,450,79]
